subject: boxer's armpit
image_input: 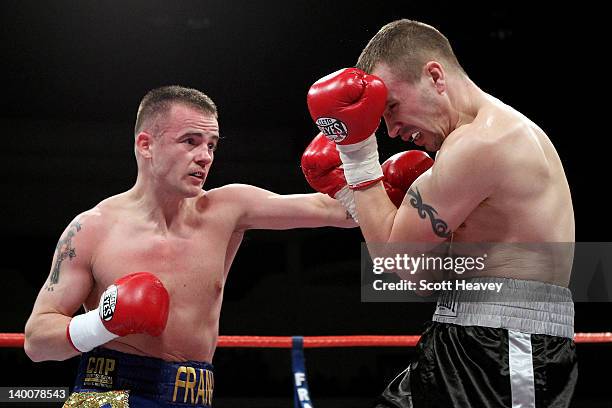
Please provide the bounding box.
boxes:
[407,187,451,238]
[46,221,82,291]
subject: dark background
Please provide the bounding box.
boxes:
[1,1,610,407]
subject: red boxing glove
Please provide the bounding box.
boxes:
[68,272,170,352]
[100,272,170,337]
[307,68,387,145]
[383,151,434,207]
[301,133,346,197]
[301,133,358,221]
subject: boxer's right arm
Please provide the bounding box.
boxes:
[24,212,98,361]
[25,212,170,361]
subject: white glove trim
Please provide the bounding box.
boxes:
[336,135,383,188]
[67,307,118,353]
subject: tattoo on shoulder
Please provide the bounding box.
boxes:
[407,187,451,238]
[46,221,82,291]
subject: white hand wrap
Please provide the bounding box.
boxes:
[67,307,118,353]
[333,185,358,222]
[336,135,383,189]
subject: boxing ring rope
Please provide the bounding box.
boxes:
[1,332,611,348]
[3,332,610,407]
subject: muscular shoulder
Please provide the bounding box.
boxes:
[206,183,259,197]
[438,104,550,201]
[197,184,268,223]
[53,207,104,270]
[438,105,536,176]
[205,183,276,204]
[67,194,127,246]
[432,127,500,194]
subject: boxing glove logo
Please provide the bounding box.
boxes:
[99,285,118,321]
[315,117,348,142]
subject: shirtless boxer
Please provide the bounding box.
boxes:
[22,85,373,407]
[306,19,577,408]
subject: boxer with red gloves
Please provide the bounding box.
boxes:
[67,272,169,353]
[308,19,577,408]
[24,86,355,407]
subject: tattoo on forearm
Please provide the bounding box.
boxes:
[407,188,451,238]
[46,221,81,291]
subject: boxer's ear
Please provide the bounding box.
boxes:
[423,61,446,95]
[136,131,153,159]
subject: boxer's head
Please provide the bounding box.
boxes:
[357,20,466,151]
[134,86,219,196]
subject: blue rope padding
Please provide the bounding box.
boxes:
[291,336,313,408]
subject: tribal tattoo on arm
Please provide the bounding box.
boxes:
[407,187,451,238]
[46,221,82,291]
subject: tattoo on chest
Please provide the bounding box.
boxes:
[407,187,451,238]
[46,221,81,291]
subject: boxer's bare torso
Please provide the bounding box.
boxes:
[58,182,351,363]
[415,97,575,285]
[79,187,243,362]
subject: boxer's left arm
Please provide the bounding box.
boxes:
[217,184,357,230]
[354,133,500,247]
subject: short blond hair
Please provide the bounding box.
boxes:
[134,85,217,136]
[356,19,465,82]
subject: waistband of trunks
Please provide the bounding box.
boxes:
[73,347,214,406]
[432,277,574,339]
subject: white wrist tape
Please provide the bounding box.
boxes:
[336,135,383,188]
[334,185,358,223]
[68,308,118,352]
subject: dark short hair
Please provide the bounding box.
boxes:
[356,19,465,82]
[134,85,218,135]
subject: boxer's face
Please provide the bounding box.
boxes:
[151,104,219,197]
[374,63,447,152]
